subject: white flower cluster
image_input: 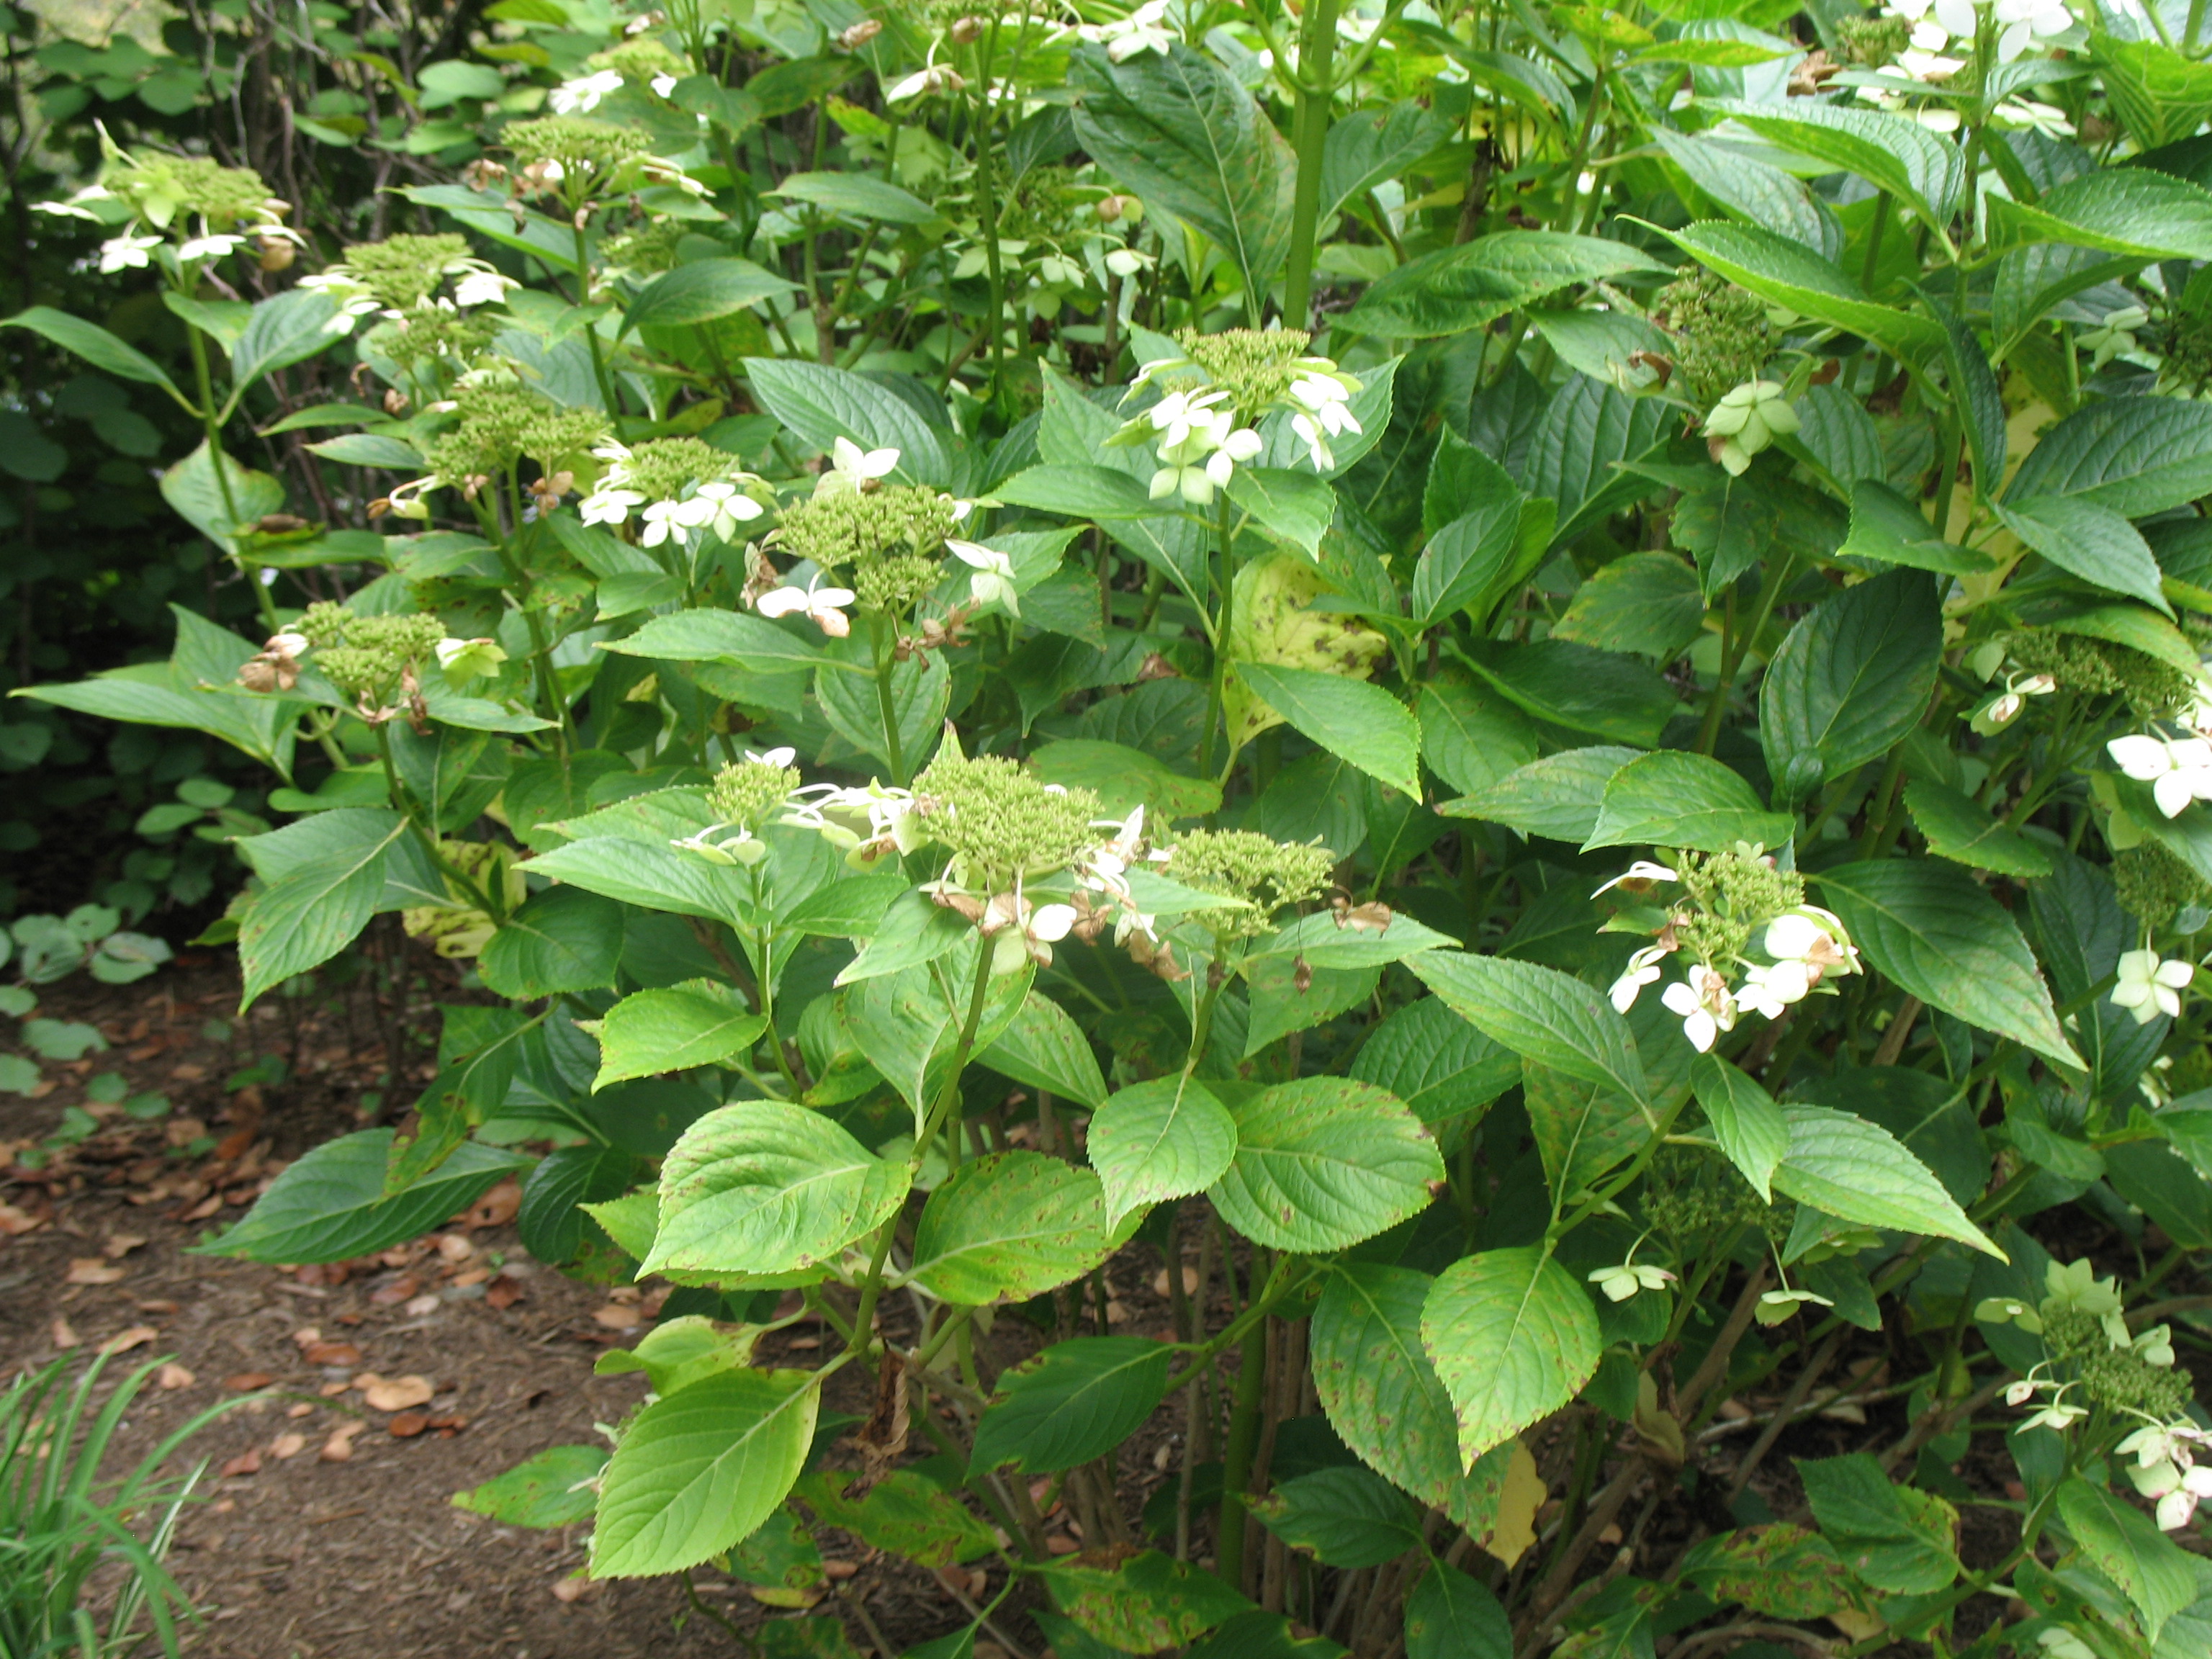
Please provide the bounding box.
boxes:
[579,443,766,548]
[1885,0,2072,63]
[2118,1415,2212,1531]
[2112,948,2195,1026]
[1060,0,1178,61]
[1602,863,1860,1053]
[2109,732,2212,819]
[298,252,517,336]
[549,66,678,112]
[1112,350,1362,509]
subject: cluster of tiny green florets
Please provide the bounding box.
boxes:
[2151,289,2212,396]
[1653,271,1774,409]
[620,438,743,504]
[773,485,961,572]
[999,166,1089,244]
[504,115,651,176]
[425,385,609,480]
[1671,846,1804,968]
[597,36,688,84]
[2005,632,2194,720]
[2114,843,2212,927]
[1642,1146,1791,1249]
[1834,14,1910,66]
[315,612,446,700]
[336,233,472,309]
[107,153,284,230]
[909,754,1102,888]
[2079,1346,2193,1419]
[1158,828,1336,940]
[707,755,801,832]
[1171,325,1313,416]
[601,220,688,279]
[378,306,504,374]
[296,601,352,648]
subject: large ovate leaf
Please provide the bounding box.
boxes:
[593,980,768,1089]
[1233,663,1421,798]
[1651,221,1944,366]
[977,989,1109,1110]
[1344,232,1665,338]
[1759,567,1941,803]
[2004,395,2212,517]
[1773,1103,2001,1256]
[1461,639,1681,748]
[1584,750,1793,854]
[1995,494,2173,616]
[477,885,624,1001]
[1206,1077,1444,1252]
[198,1129,530,1263]
[1088,1074,1238,1227]
[590,1368,819,1577]
[1691,1053,1787,1200]
[970,1337,1174,1475]
[1421,1247,1602,1466]
[905,1151,1111,1305]
[1409,953,1648,1109]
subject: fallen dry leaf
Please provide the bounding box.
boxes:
[592,1305,642,1331]
[225,1372,274,1392]
[822,1560,859,1581]
[485,1274,524,1310]
[1151,1265,1202,1298]
[304,1341,362,1367]
[550,1576,595,1604]
[355,1373,434,1412]
[66,1258,125,1286]
[318,1380,350,1398]
[464,1177,521,1229]
[103,1233,146,1259]
[51,1318,80,1350]
[388,1411,429,1438]
[435,1233,475,1264]
[138,1299,179,1315]
[367,1276,420,1307]
[220,1449,262,1478]
[180,1195,222,1222]
[99,1326,158,1357]
[157,1362,195,1390]
[403,1294,441,1318]
[285,1403,313,1419]
[269,1433,307,1460]
[320,1421,367,1462]
[0,1203,43,1236]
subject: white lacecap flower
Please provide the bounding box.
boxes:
[1661,963,1737,1053]
[1588,1262,1674,1302]
[1992,0,2072,60]
[551,70,625,114]
[1735,959,1812,1021]
[755,575,856,638]
[97,232,162,273]
[2112,948,2193,1025]
[579,487,645,527]
[949,540,1020,618]
[1592,860,1678,897]
[650,72,678,97]
[176,232,246,263]
[452,268,515,309]
[1078,0,1176,60]
[2110,733,2212,818]
[639,499,691,547]
[819,436,900,495]
[1608,943,1672,1014]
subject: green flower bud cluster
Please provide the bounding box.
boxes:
[1157,828,1335,940]
[104,151,286,231]
[379,306,504,374]
[503,116,651,187]
[601,220,688,280]
[297,601,352,648]
[1653,271,1773,410]
[1642,1146,1791,1248]
[335,233,474,310]
[1835,14,1910,65]
[619,439,746,505]
[316,612,446,701]
[2114,843,2212,927]
[424,385,610,481]
[999,166,1088,245]
[597,36,687,84]
[2079,1344,2191,1419]
[707,755,801,834]
[1169,325,1314,418]
[909,754,1102,889]
[1671,846,1804,970]
[774,485,962,571]
[2006,631,2194,720]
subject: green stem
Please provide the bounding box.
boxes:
[1280,0,1342,331]
[1214,1306,1270,1593]
[1697,547,1793,757]
[871,611,909,788]
[571,220,621,416]
[1201,491,1236,783]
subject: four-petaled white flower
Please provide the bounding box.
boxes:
[949,540,1020,617]
[688,480,765,540]
[1993,0,2072,60]
[1287,374,1362,471]
[1076,0,1176,61]
[1588,1261,1676,1302]
[1147,388,1230,451]
[176,232,245,263]
[755,575,856,638]
[551,70,625,114]
[639,499,695,548]
[651,72,679,97]
[97,232,162,273]
[452,267,516,309]
[1735,958,1812,1021]
[1608,943,1672,1014]
[819,436,900,495]
[1662,963,1737,1053]
[2112,948,2193,1025]
[2110,733,2212,818]
[1765,907,1860,984]
[579,487,645,527]
[1592,860,1678,897]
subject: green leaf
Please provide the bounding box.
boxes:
[1523,1059,1650,1205]
[1650,128,1832,254]
[1343,232,1665,338]
[1523,375,1671,545]
[1087,1074,1238,1227]
[1412,500,1524,625]
[1648,221,1943,366]
[646,1101,909,1277]
[1229,467,1336,558]
[834,891,970,986]
[1069,42,1296,302]
[1584,751,1793,855]
[969,1336,1174,1475]
[237,820,405,1006]
[1760,567,1941,802]
[1404,1565,1512,1659]
[978,990,1108,1110]
[590,1368,818,1578]
[4,306,187,404]
[1797,1452,1960,1595]
[1246,909,1456,971]
[740,357,951,490]
[2055,1476,2199,1641]
[1816,858,2080,1069]
[1251,1466,1422,1568]
[1313,1264,1510,1533]
[1996,494,2175,616]
[197,1129,529,1262]
[517,1144,638,1264]
[995,463,1167,521]
[1461,639,1681,748]
[799,1467,995,1570]
[1351,998,1519,1131]
[906,1151,1111,1305]
[1409,953,1648,1109]
[768,171,935,224]
[452,1445,608,1529]
[521,790,751,928]
[1838,480,1992,575]
[1554,553,1707,660]
[1233,663,1421,798]
[1903,779,2054,879]
[1416,681,1537,798]
[1690,1054,1788,1201]
[1933,300,2006,503]
[1206,1077,1444,1253]
[2005,395,2212,517]
[623,257,797,335]
[1715,101,1961,234]
[1036,1550,1253,1654]
[1317,100,1454,224]
[1439,746,1642,842]
[478,885,624,1001]
[305,432,422,469]
[229,289,341,392]
[1421,1246,1602,1465]
[1988,165,2212,261]
[601,608,826,673]
[1028,740,1223,819]
[161,440,288,557]
[1772,1103,2001,1256]
[593,980,768,1089]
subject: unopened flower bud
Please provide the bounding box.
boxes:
[258,234,297,272]
[950,14,984,42]
[838,19,884,48]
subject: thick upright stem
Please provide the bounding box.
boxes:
[1201,492,1236,783]
[1280,0,1342,331]
[871,611,909,787]
[1214,1292,1269,1592]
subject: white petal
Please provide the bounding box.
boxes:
[2110,734,2172,780]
